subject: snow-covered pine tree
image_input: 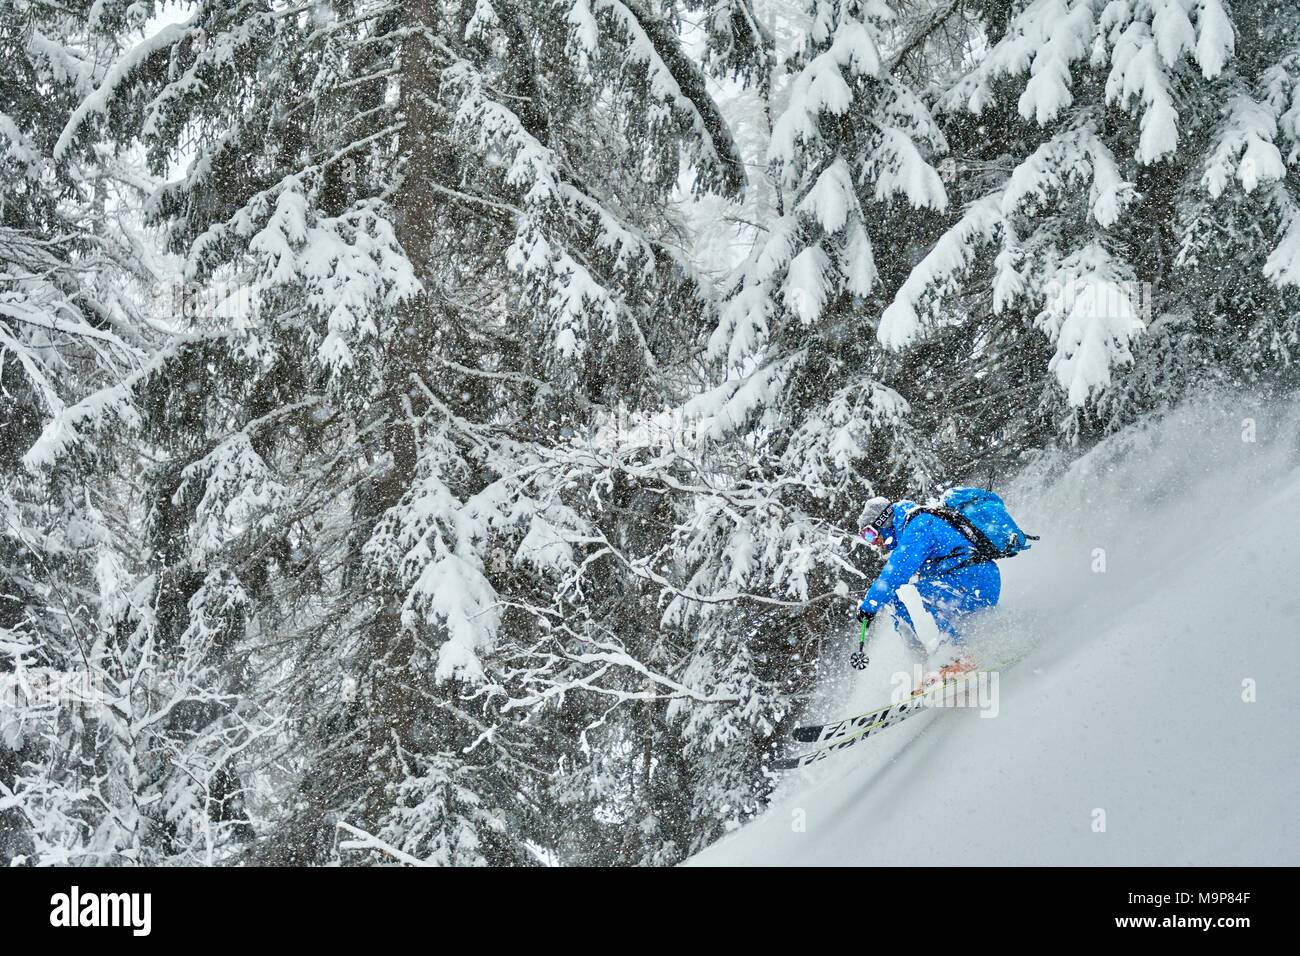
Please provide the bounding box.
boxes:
[880,0,1300,470]
[1157,1,1300,401]
[32,0,750,864]
[0,0,154,865]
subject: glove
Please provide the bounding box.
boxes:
[857,608,874,624]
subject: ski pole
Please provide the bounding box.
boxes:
[849,617,869,670]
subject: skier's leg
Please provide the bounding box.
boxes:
[916,565,1000,643]
[932,608,966,645]
[888,596,915,632]
[883,595,929,657]
[911,570,1002,692]
[913,579,969,645]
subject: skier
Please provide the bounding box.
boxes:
[853,489,1034,688]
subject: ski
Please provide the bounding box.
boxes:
[791,655,1023,743]
[772,657,1022,770]
[771,697,927,770]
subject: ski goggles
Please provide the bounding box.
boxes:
[859,526,886,547]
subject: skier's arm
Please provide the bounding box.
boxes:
[858,522,936,614]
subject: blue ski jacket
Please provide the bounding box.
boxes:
[857,501,1001,640]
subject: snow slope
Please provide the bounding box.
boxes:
[688,393,1300,865]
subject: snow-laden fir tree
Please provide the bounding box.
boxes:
[880,0,1300,466]
[30,0,752,864]
[0,0,154,865]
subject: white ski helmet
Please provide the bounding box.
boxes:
[861,496,894,533]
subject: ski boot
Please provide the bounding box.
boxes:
[912,653,977,696]
[937,654,977,683]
